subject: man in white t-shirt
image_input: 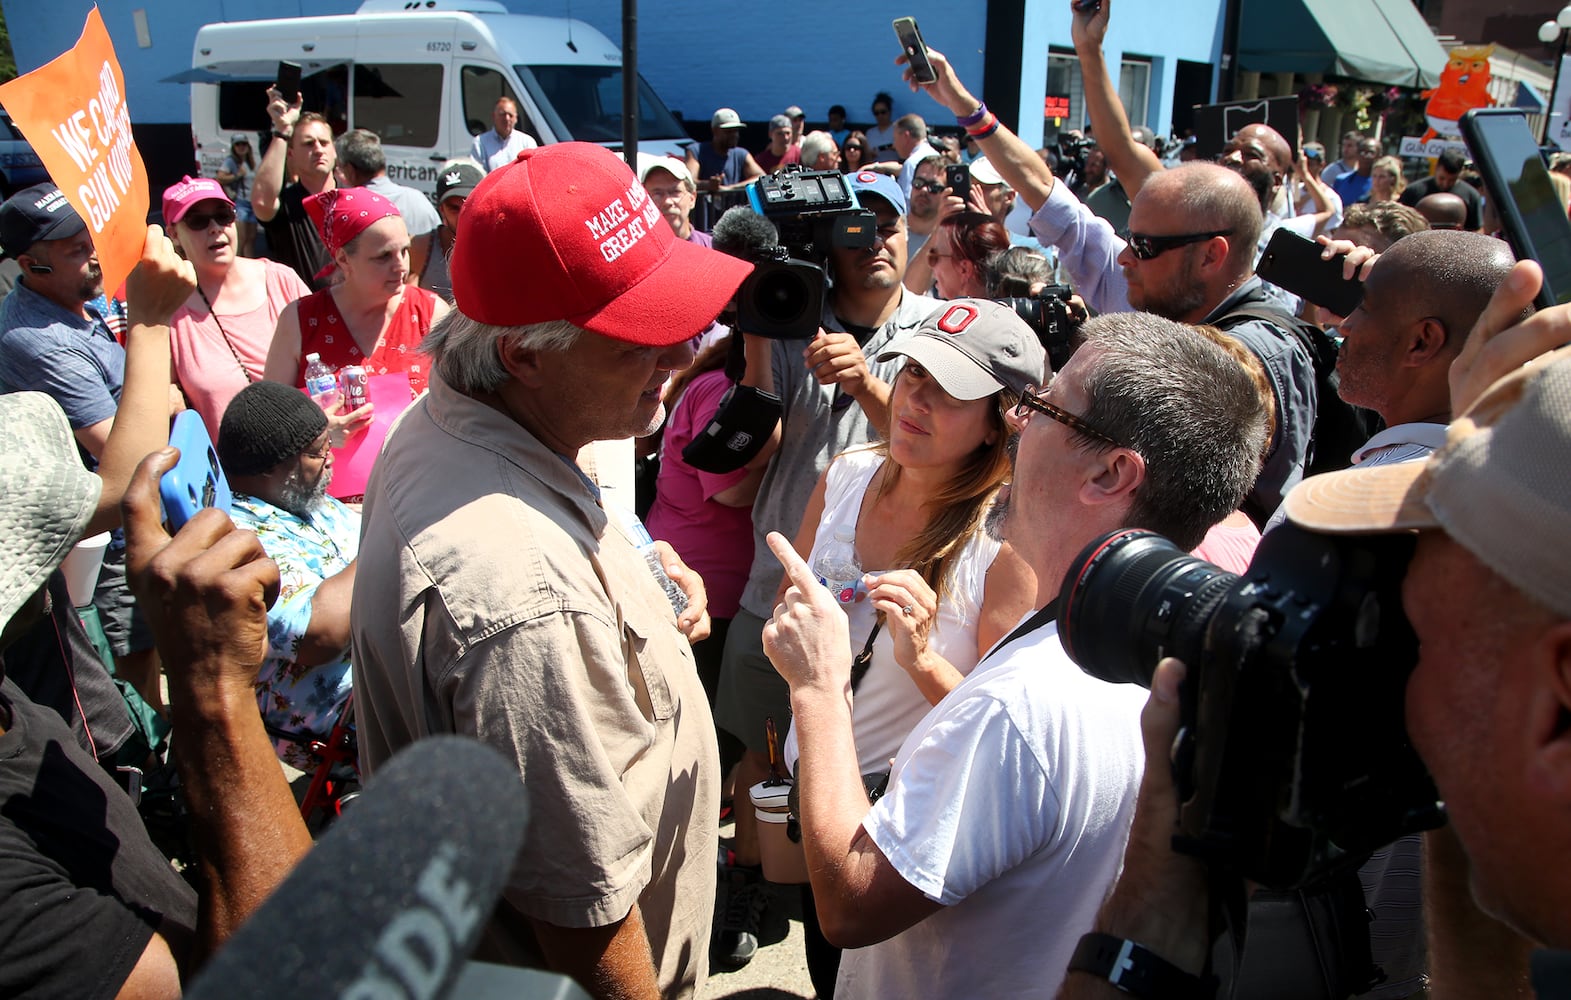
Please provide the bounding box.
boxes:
[761,312,1271,998]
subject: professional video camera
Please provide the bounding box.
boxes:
[994,284,1081,373]
[1057,132,1097,181]
[1057,522,1445,890]
[735,167,877,339]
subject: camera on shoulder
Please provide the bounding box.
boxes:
[736,168,877,339]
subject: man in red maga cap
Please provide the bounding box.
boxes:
[350,143,753,999]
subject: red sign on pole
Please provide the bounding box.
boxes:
[1044,95,1071,119]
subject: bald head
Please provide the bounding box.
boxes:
[1376,230,1515,347]
[1143,163,1264,277]
[1235,124,1293,175]
[1415,192,1467,230]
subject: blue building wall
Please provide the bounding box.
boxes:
[4,0,1225,139]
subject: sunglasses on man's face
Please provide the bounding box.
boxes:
[1125,229,1232,261]
[181,208,237,230]
[911,180,945,195]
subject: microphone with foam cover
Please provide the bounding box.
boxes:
[184,735,528,1000]
[711,206,781,261]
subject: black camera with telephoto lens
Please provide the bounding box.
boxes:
[994,284,1081,373]
[1058,522,1445,890]
[738,167,876,339]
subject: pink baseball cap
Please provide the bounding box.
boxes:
[162,175,232,226]
[450,143,753,346]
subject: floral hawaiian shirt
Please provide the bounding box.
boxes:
[229,492,359,770]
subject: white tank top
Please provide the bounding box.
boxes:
[786,445,1001,773]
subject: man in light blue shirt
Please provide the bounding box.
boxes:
[470,96,538,172]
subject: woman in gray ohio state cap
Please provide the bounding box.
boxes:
[772,297,1047,983]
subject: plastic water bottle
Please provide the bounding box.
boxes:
[618,509,689,617]
[304,353,341,413]
[813,526,863,605]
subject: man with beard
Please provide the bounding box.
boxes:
[0,183,169,709]
[761,313,1269,998]
[218,381,359,769]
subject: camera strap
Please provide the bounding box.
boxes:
[996,599,1060,652]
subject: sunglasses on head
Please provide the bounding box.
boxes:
[181,207,237,230]
[1125,229,1232,261]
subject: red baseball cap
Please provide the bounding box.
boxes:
[450,143,753,346]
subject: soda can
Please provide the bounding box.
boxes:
[340,365,369,410]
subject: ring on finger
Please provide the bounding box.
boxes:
[901,604,915,616]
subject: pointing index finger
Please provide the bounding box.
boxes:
[766,531,816,591]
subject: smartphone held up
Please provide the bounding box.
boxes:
[893,17,937,85]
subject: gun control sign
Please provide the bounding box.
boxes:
[0,8,148,296]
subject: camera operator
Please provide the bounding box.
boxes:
[1056,264,1571,1000]
[900,42,1316,524]
[761,312,1270,998]
[712,170,943,968]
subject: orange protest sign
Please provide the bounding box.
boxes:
[0,7,148,298]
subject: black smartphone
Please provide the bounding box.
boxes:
[1461,108,1571,309]
[276,60,302,99]
[946,162,970,204]
[892,17,937,86]
[1256,228,1365,317]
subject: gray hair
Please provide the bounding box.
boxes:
[336,128,386,177]
[800,131,838,168]
[420,312,581,394]
[895,113,928,142]
[1073,313,1269,550]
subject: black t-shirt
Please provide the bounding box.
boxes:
[0,681,196,998]
[261,181,332,291]
[1,572,134,763]
[1398,176,1484,231]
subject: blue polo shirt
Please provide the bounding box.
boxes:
[0,281,124,431]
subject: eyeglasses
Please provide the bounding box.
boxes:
[302,437,333,460]
[181,208,237,230]
[1125,229,1232,261]
[872,107,891,117]
[1015,383,1124,449]
[911,180,945,195]
[927,247,955,263]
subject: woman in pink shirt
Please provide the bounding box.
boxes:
[164,175,309,438]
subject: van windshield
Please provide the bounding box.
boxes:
[515,65,686,143]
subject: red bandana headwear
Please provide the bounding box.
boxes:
[303,187,402,281]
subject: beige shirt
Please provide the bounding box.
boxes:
[350,373,718,998]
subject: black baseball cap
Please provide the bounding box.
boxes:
[436,160,485,202]
[0,183,87,258]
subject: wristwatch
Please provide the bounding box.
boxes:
[272,129,292,142]
[1067,933,1215,1000]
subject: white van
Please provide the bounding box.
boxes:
[185,0,693,197]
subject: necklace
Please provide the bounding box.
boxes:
[195,280,256,383]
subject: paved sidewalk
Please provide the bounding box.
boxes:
[700,815,814,999]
